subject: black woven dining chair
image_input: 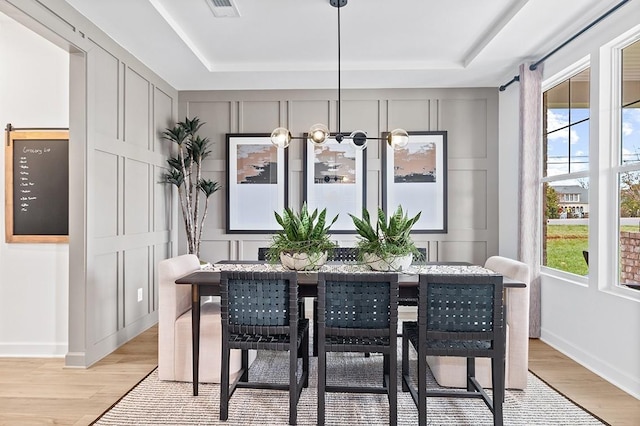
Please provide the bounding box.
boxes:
[316,272,399,426]
[401,273,505,426]
[219,270,309,425]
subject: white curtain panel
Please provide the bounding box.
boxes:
[518,63,543,338]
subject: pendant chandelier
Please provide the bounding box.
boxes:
[270,0,409,150]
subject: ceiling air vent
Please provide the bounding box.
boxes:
[206,0,240,18]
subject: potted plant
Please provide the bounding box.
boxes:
[161,116,221,258]
[268,203,338,270]
[349,205,421,271]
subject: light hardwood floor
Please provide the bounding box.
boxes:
[0,325,638,425]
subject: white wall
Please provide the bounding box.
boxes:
[498,1,640,398]
[0,12,69,356]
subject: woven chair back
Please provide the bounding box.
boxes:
[318,272,398,335]
[419,274,504,338]
[325,280,390,328]
[220,271,298,330]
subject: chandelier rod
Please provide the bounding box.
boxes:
[269,0,409,149]
[336,2,342,136]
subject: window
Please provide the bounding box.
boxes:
[542,68,590,276]
[618,39,640,286]
[561,193,580,202]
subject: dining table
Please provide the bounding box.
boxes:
[174,260,526,396]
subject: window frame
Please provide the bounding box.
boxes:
[541,58,591,282]
[610,33,640,296]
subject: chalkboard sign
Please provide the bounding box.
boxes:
[5,129,69,243]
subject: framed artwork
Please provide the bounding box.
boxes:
[303,135,366,233]
[226,134,288,233]
[382,131,447,233]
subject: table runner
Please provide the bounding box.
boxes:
[202,262,497,276]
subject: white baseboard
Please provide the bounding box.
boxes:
[0,342,67,357]
[540,328,640,399]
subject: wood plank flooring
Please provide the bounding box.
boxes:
[0,325,637,425]
[528,338,639,425]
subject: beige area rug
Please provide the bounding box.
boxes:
[93,350,606,426]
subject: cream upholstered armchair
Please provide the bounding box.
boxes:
[426,256,531,390]
[158,254,242,383]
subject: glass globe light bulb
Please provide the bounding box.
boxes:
[387,128,409,150]
[271,127,291,148]
[308,123,330,145]
[349,130,367,150]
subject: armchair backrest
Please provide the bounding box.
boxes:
[484,255,531,387]
[158,254,201,379]
[159,254,200,321]
[484,256,530,286]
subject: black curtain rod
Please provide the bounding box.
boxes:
[499,75,519,92]
[530,0,630,70]
[498,0,630,90]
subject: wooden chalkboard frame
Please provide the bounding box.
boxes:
[5,129,69,243]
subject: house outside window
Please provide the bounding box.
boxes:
[542,68,590,276]
[618,39,640,286]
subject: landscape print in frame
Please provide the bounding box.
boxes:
[226,134,288,233]
[303,135,366,233]
[382,131,447,233]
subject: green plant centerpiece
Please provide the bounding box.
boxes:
[268,203,338,271]
[349,205,422,271]
[161,116,221,258]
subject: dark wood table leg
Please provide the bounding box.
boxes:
[313,298,318,357]
[191,284,200,396]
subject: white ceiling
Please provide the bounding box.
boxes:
[62,0,625,91]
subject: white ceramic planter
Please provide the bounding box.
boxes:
[363,252,413,271]
[280,251,328,271]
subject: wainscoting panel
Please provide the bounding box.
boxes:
[124,158,150,235]
[448,169,488,230]
[153,243,172,311]
[153,87,174,155]
[93,151,119,238]
[88,41,119,142]
[124,67,151,149]
[439,98,488,159]
[92,252,119,341]
[200,239,234,263]
[123,246,150,326]
[439,241,488,265]
[154,165,172,233]
[289,100,331,135]
[240,100,281,133]
[180,88,498,268]
[387,99,430,131]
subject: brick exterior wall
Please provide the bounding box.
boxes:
[620,232,640,283]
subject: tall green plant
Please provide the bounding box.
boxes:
[268,203,338,261]
[161,116,221,257]
[349,206,421,258]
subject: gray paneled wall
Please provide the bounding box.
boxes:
[179,88,498,265]
[79,52,177,366]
